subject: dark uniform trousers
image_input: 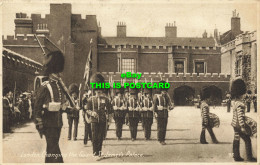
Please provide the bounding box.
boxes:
[142,111,153,139]
[129,116,139,139]
[114,115,125,138]
[227,101,231,112]
[91,122,106,156]
[246,102,251,112]
[84,122,92,143]
[68,117,79,139]
[157,117,168,142]
[44,127,63,163]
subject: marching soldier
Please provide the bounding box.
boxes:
[140,88,153,140]
[200,89,218,144]
[112,88,126,140]
[153,80,174,145]
[230,78,256,162]
[82,89,92,145]
[85,73,113,157]
[127,87,140,141]
[226,92,231,112]
[34,51,69,163]
[244,90,252,112]
[67,83,80,141]
[252,89,257,113]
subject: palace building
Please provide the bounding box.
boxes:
[4,3,247,105]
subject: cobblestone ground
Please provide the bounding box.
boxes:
[3,106,258,163]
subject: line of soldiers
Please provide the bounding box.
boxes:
[226,89,257,113]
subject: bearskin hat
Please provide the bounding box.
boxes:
[124,86,129,93]
[115,88,124,95]
[69,83,79,95]
[230,78,246,98]
[90,73,105,90]
[247,90,252,94]
[3,87,11,96]
[43,51,65,75]
[159,80,168,91]
[144,87,152,95]
[200,87,211,101]
[129,87,137,94]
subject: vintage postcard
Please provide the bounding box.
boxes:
[1,0,259,164]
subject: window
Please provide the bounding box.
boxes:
[195,62,205,74]
[122,58,135,73]
[236,58,242,76]
[174,61,184,74]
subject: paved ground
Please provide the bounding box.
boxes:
[3,106,257,163]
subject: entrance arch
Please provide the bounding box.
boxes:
[201,85,222,105]
[174,85,195,106]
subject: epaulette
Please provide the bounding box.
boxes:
[41,81,50,87]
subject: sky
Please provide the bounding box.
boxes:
[1,0,258,38]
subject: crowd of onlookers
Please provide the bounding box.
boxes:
[3,87,35,133]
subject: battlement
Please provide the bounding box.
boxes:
[98,44,220,52]
[98,72,230,83]
[2,34,45,46]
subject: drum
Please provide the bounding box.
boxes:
[209,113,220,128]
[245,116,257,137]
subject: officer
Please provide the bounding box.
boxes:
[141,88,153,140]
[82,89,92,145]
[85,73,113,157]
[244,90,252,112]
[127,87,140,141]
[230,78,256,162]
[153,80,174,145]
[226,92,231,112]
[252,89,257,113]
[200,89,218,144]
[67,83,80,141]
[34,51,68,163]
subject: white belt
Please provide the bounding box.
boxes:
[142,107,153,111]
[157,106,167,111]
[129,107,139,111]
[113,106,126,111]
[43,102,61,112]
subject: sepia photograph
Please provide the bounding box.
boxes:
[0,0,259,163]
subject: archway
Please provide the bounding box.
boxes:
[201,85,222,105]
[174,85,195,106]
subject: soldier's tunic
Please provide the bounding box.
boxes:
[231,100,253,159]
[244,94,251,112]
[153,94,171,142]
[127,96,140,140]
[112,96,126,138]
[82,94,92,144]
[3,97,11,133]
[67,97,80,140]
[34,78,65,163]
[140,96,153,140]
[86,95,112,156]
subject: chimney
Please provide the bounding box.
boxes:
[14,12,33,37]
[117,22,126,37]
[231,9,241,37]
[202,30,207,38]
[165,21,177,38]
[98,22,102,36]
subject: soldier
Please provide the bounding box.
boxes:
[3,87,13,133]
[85,73,113,157]
[153,80,174,145]
[34,51,69,163]
[112,88,126,140]
[252,89,257,113]
[244,90,252,112]
[140,88,153,140]
[82,89,92,145]
[200,89,218,144]
[127,87,140,141]
[67,83,80,141]
[124,87,130,126]
[230,78,256,162]
[226,92,231,112]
